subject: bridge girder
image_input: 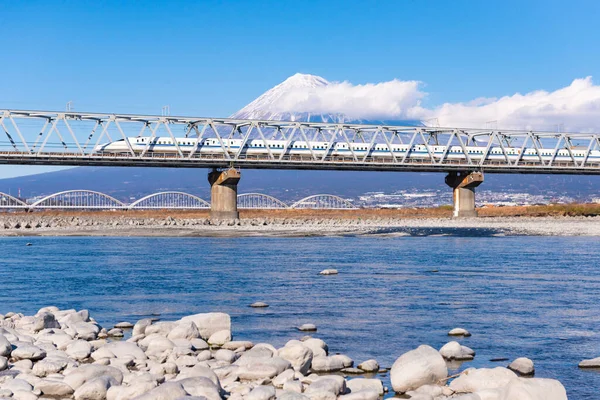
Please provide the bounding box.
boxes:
[1,109,600,174]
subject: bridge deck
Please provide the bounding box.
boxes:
[2,109,600,174]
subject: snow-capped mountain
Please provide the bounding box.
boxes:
[231,73,422,126]
[231,73,347,122]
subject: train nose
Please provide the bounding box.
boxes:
[93,143,108,153]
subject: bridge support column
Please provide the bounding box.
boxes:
[445,171,484,218]
[208,167,241,220]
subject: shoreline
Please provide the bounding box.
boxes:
[0,307,569,399]
[0,216,599,237]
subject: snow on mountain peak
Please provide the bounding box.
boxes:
[279,73,330,89]
[231,73,342,122]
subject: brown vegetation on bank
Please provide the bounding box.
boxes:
[5,203,600,219]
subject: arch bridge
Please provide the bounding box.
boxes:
[0,190,356,211]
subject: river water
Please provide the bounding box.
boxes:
[1,235,599,398]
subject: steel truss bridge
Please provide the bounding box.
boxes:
[0,191,357,211]
[2,109,600,174]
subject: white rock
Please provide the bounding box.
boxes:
[357,359,379,373]
[250,302,269,308]
[0,356,6,371]
[103,341,148,360]
[66,340,93,360]
[4,379,33,393]
[145,322,178,336]
[0,335,11,357]
[246,385,276,400]
[191,338,210,351]
[142,335,175,358]
[33,312,60,332]
[167,321,201,341]
[114,322,134,329]
[132,319,152,336]
[297,324,317,332]
[234,346,274,366]
[279,342,313,375]
[319,269,338,275]
[108,328,124,337]
[130,381,187,399]
[32,358,67,377]
[508,357,534,375]
[57,309,90,325]
[179,313,231,341]
[450,367,518,393]
[221,341,253,351]
[283,380,304,393]
[452,394,481,400]
[498,377,567,400]
[175,364,222,389]
[579,356,600,368]
[331,354,353,368]
[63,364,124,390]
[338,389,380,400]
[208,330,231,346]
[12,390,39,400]
[272,369,296,388]
[237,357,291,381]
[302,338,328,358]
[106,380,157,400]
[175,355,198,368]
[390,345,448,394]
[405,384,445,398]
[12,344,46,361]
[346,378,383,395]
[279,391,309,400]
[175,376,221,400]
[12,359,34,371]
[439,341,475,360]
[74,375,118,400]
[34,378,75,396]
[311,356,345,372]
[305,375,346,395]
[214,349,237,363]
[37,329,73,349]
[197,350,212,361]
[448,328,471,337]
[72,322,101,340]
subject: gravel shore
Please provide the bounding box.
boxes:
[0,215,599,237]
[0,307,568,399]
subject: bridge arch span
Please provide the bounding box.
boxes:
[29,190,126,210]
[290,194,357,209]
[129,191,210,209]
[0,192,28,209]
[237,193,288,209]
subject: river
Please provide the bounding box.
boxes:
[1,235,599,398]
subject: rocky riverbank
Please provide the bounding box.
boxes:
[1,214,600,236]
[0,307,568,400]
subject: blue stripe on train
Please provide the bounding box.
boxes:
[131,144,600,159]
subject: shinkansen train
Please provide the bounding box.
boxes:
[93,137,600,162]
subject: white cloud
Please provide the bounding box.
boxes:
[427,77,600,131]
[261,75,600,131]
[269,79,427,120]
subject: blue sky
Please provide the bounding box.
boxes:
[0,0,599,177]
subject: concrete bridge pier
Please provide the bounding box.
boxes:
[445,171,484,218]
[208,167,241,220]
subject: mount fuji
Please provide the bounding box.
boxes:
[231,73,423,126]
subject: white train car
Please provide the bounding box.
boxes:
[93,137,600,163]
